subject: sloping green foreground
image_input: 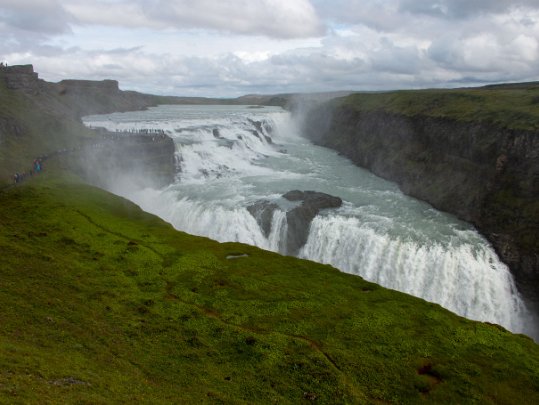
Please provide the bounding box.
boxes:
[1,174,539,404]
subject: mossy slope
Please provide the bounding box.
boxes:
[1,175,539,404]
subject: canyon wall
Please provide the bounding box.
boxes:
[303,100,539,307]
[0,65,176,187]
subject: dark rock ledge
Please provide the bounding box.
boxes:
[247,190,342,255]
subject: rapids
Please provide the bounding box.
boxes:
[84,104,533,336]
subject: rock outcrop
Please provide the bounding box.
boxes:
[246,200,279,238]
[283,191,343,255]
[57,79,160,116]
[0,64,160,117]
[0,64,40,91]
[247,190,343,255]
[303,102,539,308]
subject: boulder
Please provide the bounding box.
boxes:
[283,191,342,255]
[246,190,343,255]
[246,200,279,238]
[283,190,343,209]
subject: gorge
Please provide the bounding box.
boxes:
[300,88,539,316]
[83,103,535,338]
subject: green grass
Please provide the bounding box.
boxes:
[1,174,539,404]
[341,85,539,131]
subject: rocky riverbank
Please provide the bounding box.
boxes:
[302,88,539,308]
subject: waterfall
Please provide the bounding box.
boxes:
[83,104,533,337]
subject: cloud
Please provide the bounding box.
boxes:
[399,0,539,19]
[1,0,538,95]
[311,0,404,31]
[427,9,539,75]
[0,0,72,34]
[65,0,325,39]
[1,0,325,39]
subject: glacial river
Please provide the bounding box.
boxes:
[84,104,532,336]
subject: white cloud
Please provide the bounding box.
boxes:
[65,2,159,29]
[65,0,325,38]
[0,0,538,95]
[398,0,539,19]
[0,0,72,34]
[426,8,539,77]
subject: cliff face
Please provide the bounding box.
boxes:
[0,65,176,187]
[1,64,40,91]
[57,79,160,116]
[303,102,539,306]
[0,65,160,118]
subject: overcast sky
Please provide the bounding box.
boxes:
[1,0,538,96]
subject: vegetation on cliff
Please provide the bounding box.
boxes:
[341,83,539,131]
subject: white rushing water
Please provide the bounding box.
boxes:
[84,105,532,336]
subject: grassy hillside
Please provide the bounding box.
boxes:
[1,173,539,404]
[0,80,95,185]
[341,83,539,131]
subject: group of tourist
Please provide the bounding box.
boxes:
[122,128,166,135]
[13,157,46,184]
[10,128,170,185]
